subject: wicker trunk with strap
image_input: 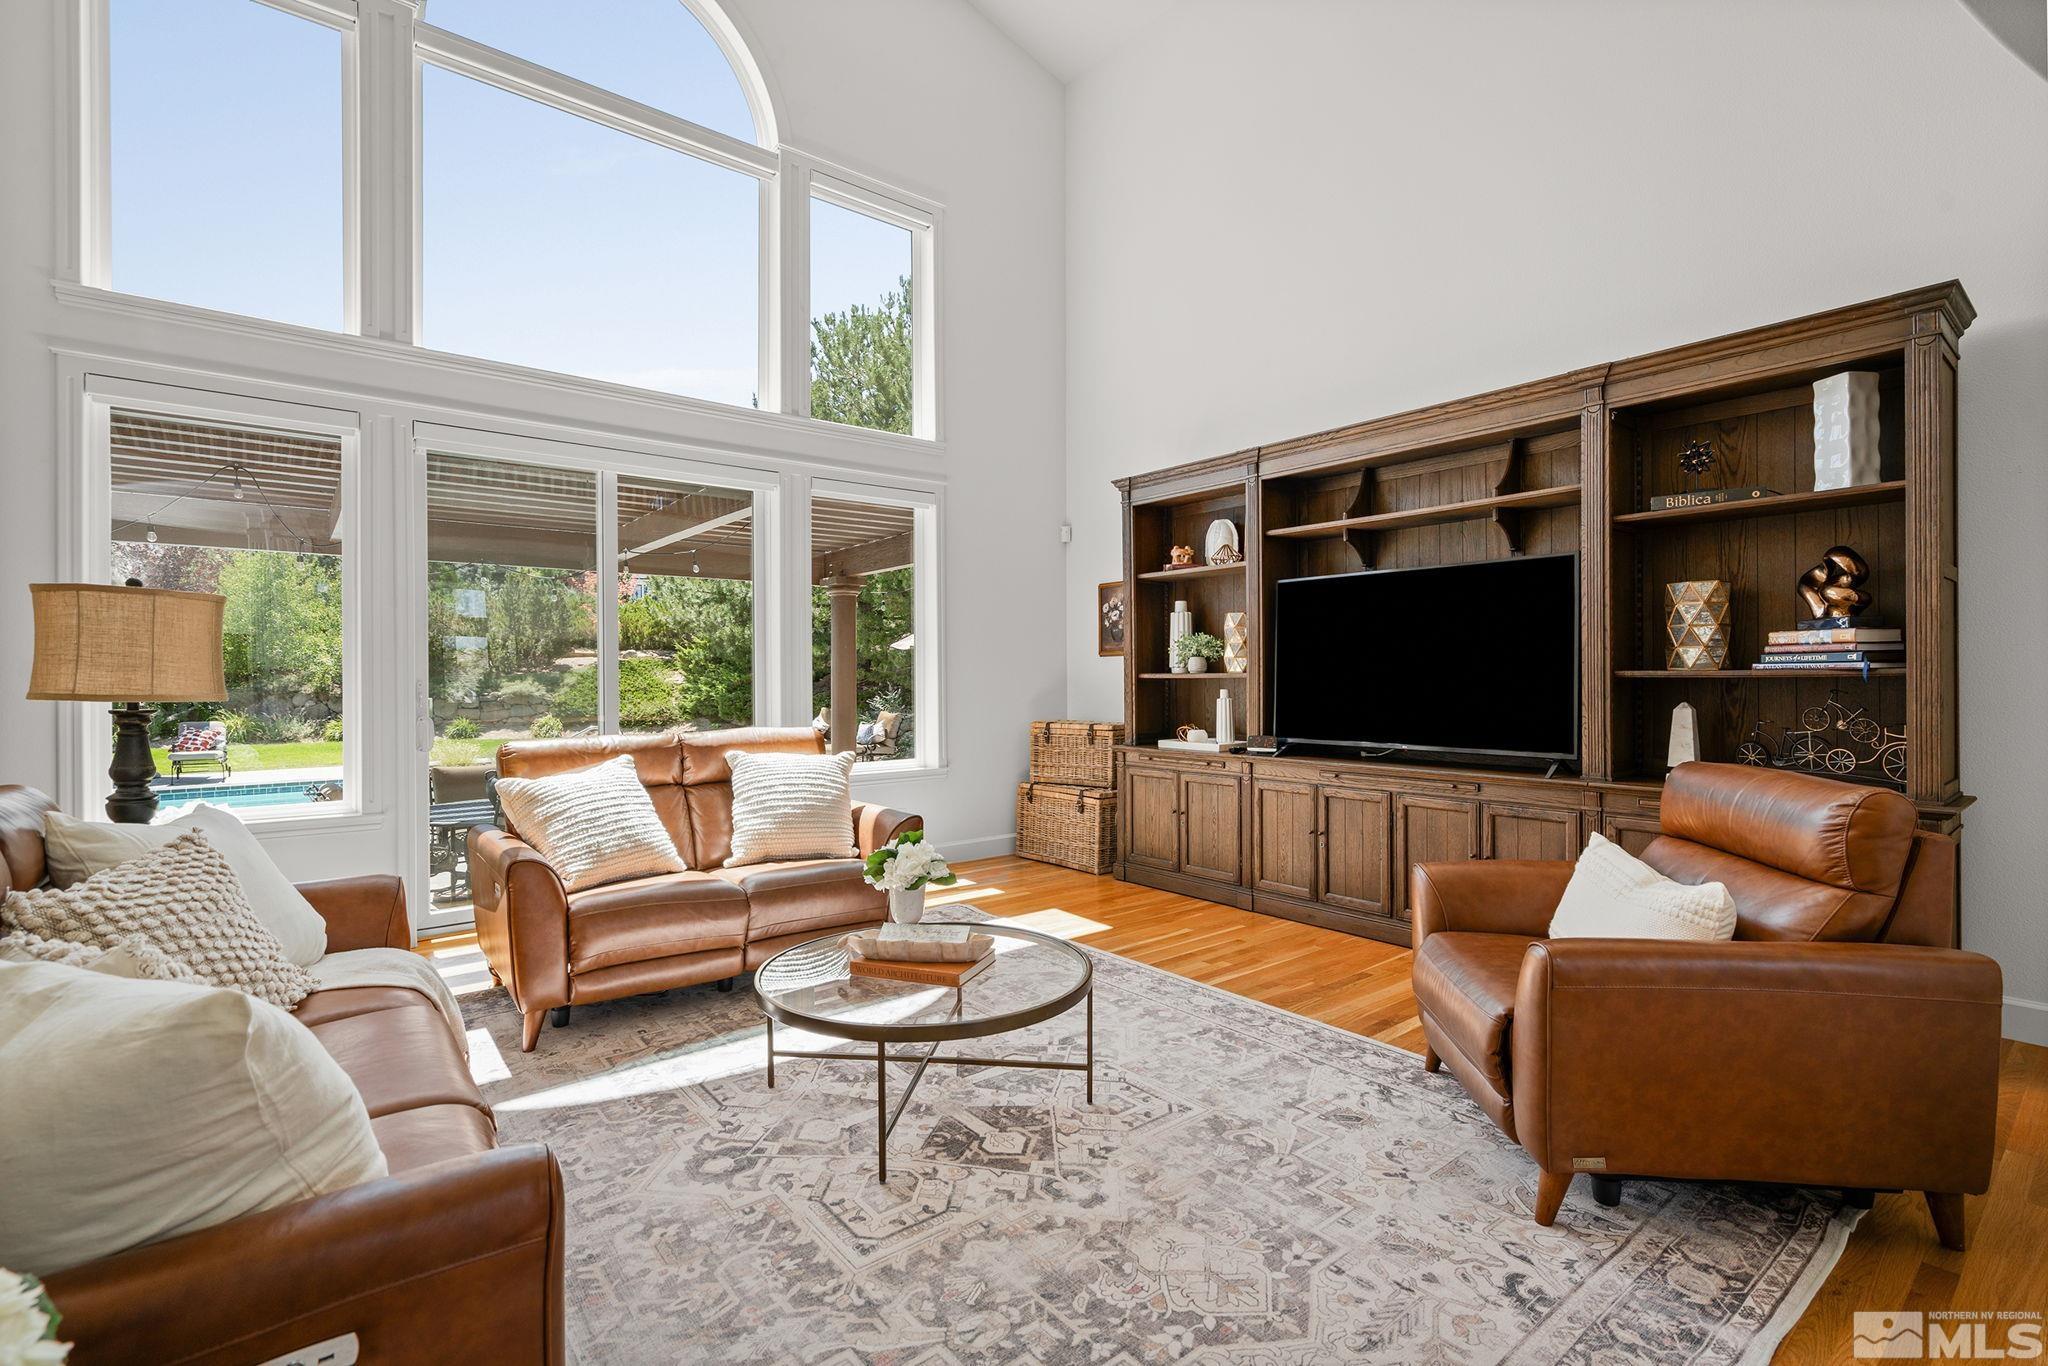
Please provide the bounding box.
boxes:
[1015,781,1117,875]
[1028,720,1125,790]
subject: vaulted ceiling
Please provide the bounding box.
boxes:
[963,0,1180,83]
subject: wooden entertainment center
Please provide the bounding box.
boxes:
[1111,283,1972,945]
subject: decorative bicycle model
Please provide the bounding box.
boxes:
[1734,690,1906,786]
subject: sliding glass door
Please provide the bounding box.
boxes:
[417,440,765,926]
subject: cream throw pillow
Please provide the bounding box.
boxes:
[0,928,203,983]
[1,832,319,1008]
[0,959,387,1276]
[43,805,328,966]
[494,754,687,893]
[1549,832,1738,942]
[725,749,858,866]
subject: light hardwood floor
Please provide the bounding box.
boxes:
[431,853,2048,1362]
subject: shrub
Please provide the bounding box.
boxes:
[322,717,344,742]
[430,737,482,767]
[554,657,684,729]
[218,710,257,743]
[443,717,480,739]
[530,714,563,739]
[491,677,553,706]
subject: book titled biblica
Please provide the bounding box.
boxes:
[1647,485,1780,511]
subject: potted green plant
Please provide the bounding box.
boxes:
[1172,631,1224,675]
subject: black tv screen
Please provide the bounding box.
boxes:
[1272,554,1579,762]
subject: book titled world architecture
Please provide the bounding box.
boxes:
[848,952,995,988]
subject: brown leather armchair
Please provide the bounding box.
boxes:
[1409,762,2001,1248]
[468,727,921,1051]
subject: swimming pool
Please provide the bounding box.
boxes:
[153,780,345,814]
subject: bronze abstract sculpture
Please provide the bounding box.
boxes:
[1797,545,1872,621]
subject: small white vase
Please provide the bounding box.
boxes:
[888,885,926,924]
[1186,656,1208,674]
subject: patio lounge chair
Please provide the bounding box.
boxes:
[169,721,231,779]
[855,710,902,761]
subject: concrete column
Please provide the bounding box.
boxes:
[825,572,865,753]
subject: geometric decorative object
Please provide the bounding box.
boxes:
[1223,611,1249,673]
[1667,700,1700,768]
[1664,579,1731,670]
[1812,371,1883,491]
[1796,545,1872,622]
[1096,580,1126,657]
[1203,519,1242,566]
[26,579,227,824]
[1677,438,1716,478]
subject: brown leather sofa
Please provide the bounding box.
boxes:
[1409,762,2001,1248]
[0,785,565,1366]
[469,727,920,1051]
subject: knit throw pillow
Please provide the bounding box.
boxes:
[0,832,318,1008]
[493,754,688,893]
[0,929,203,983]
[724,749,858,866]
[1548,832,1738,942]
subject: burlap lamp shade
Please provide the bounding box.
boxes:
[28,583,227,702]
[27,583,227,822]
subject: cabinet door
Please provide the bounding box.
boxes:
[1600,812,1663,859]
[1252,779,1318,899]
[1481,802,1582,862]
[1319,786,1390,917]
[1122,763,1180,872]
[1393,794,1479,920]
[1179,771,1244,885]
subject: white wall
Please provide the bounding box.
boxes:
[0,0,1065,891]
[1061,0,2048,1041]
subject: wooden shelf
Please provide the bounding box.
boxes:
[1138,671,1248,681]
[1615,667,1907,679]
[1136,561,1246,583]
[1266,485,1581,540]
[1613,481,1905,527]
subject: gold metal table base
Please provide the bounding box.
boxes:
[763,988,1095,1182]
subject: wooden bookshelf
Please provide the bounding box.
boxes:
[1616,667,1908,680]
[1267,485,1580,539]
[1136,561,1246,582]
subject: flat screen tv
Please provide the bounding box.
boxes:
[1272,553,1578,764]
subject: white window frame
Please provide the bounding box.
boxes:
[62,0,945,443]
[410,421,783,740]
[61,372,369,828]
[809,475,944,776]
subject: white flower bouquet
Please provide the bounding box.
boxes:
[0,1270,70,1365]
[861,829,958,893]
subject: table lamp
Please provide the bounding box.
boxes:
[27,580,227,823]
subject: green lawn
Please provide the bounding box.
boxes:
[151,737,509,777]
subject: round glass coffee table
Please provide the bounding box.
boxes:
[753,920,1094,1182]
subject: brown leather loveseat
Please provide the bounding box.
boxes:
[0,786,565,1366]
[1409,762,2001,1248]
[469,727,920,1051]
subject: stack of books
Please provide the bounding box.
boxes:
[1751,621,1903,675]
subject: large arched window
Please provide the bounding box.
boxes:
[80,0,940,439]
[416,0,773,406]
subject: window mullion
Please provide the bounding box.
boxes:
[597,470,620,734]
[355,0,419,341]
[778,153,813,419]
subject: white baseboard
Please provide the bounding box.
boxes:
[2004,995,2048,1048]
[946,832,1017,862]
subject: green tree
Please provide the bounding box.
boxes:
[216,551,343,710]
[810,275,912,435]
[485,567,590,673]
[812,566,915,735]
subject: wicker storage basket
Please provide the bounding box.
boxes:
[1028,720,1126,789]
[1015,782,1118,875]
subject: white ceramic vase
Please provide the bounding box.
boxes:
[1186,655,1208,674]
[888,885,926,924]
[1812,371,1882,490]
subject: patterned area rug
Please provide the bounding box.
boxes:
[453,920,1855,1365]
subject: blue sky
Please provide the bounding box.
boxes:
[111,0,910,411]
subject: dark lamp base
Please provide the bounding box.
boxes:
[107,702,158,824]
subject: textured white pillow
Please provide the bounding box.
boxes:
[494,754,687,893]
[43,805,327,966]
[0,959,387,1276]
[0,929,203,983]
[1549,832,1738,942]
[2,832,320,1008]
[725,749,858,866]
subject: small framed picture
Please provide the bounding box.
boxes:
[1097,580,1127,656]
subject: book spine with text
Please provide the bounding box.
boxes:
[1646,485,1780,511]
[1758,650,1901,664]
[1765,628,1903,646]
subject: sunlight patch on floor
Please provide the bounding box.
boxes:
[985,907,1110,940]
[466,1026,511,1085]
